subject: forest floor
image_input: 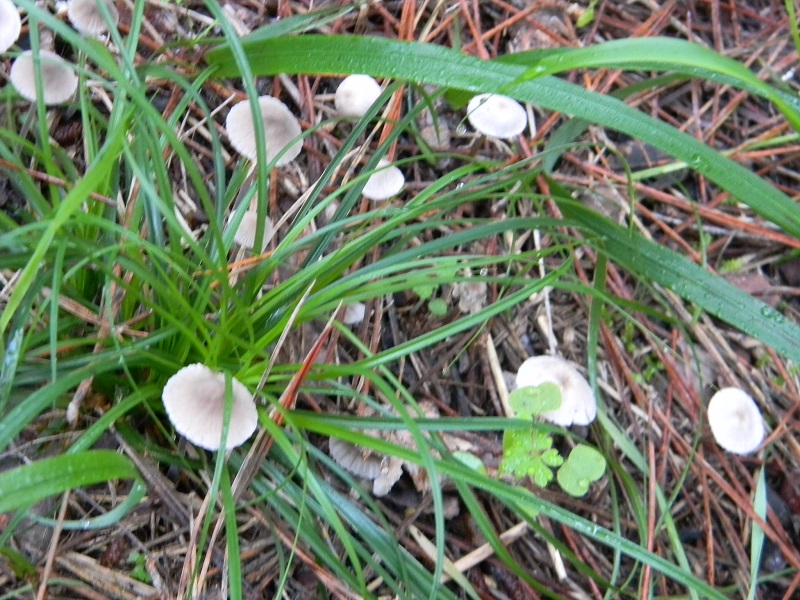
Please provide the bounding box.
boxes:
[3,1,800,599]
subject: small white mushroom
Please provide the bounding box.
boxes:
[342,302,367,325]
[328,437,404,497]
[0,0,21,54]
[162,364,258,451]
[329,401,472,497]
[328,437,385,479]
[224,96,303,166]
[466,93,528,139]
[372,457,405,497]
[67,0,119,36]
[335,74,382,118]
[229,209,274,251]
[515,355,596,426]
[707,387,765,455]
[362,158,405,201]
[9,50,79,105]
[452,279,488,315]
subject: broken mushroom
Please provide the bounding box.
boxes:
[225,95,303,166]
[328,437,404,497]
[229,209,274,252]
[328,401,472,497]
[515,355,596,426]
[342,302,367,325]
[335,74,382,118]
[9,50,79,105]
[362,158,405,201]
[162,363,258,451]
[707,387,765,455]
[67,0,119,36]
[466,93,528,139]
[0,0,21,54]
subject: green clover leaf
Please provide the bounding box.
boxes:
[541,448,564,468]
[500,427,563,487]
[532,462,554,487]
[508,382,561,419]
[556,445,607,497]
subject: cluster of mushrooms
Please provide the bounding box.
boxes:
[163,65,764,496]
[161,76,530,460]
[221,73,529,249]
[3,2,767,490]
[2,0,118,104]
[166,71,529,459]
[158,352,766,496]
[514,356,766,457]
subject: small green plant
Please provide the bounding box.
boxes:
[557,445,607,497]
[127,552,152,584]
[427,298,449,317]
[501,426,564,487]
[499,383,606,496]
[411,262,457,316]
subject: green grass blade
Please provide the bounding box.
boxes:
[204,34,800,239]
[504,37,800,130]
[0,450,140,513]
[0,368,97,453]
[224,3,356,44]
[221,465,243,600]
[0,109,130,338]
[554,196,800,363]
[292,415,726,599]
[748,467,767,600]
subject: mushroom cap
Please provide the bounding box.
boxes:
[328,437,404,497]
[342,302,366,325]
[328,438,385,480]
[230,209,274,251]
[707,387,764,454]
[466,93,527,139]
[372,457,404,497]
[335,74,382,118]
[362,158,405,201]
[0,0,21,54]
[67,0,120,36]
[225,96,303,166]
[10,50,79,105]
[515,355,596,426]
[162,363,258,451]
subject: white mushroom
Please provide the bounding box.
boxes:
[229,209,274,251]
[342,302,367,325]
[515,355,596,426]
[328,437,385,480]
[466,93,528,139]
[0,0,21,54]
[328,437,404,497]
[372,458,405,497]
[362,158,405,201]
[335,74,382,118]
[224,96,303,166]
[162,364,258,451]
[452,279,488,315]
[328,401,472,497]
[9,50,79,105]
[707,387,765,455]
[67,0,119,36]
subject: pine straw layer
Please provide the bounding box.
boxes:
[3,0,800,598]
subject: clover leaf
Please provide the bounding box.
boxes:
[508,381,562,419]
[500,428,564,486]
[556,444,606,497]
